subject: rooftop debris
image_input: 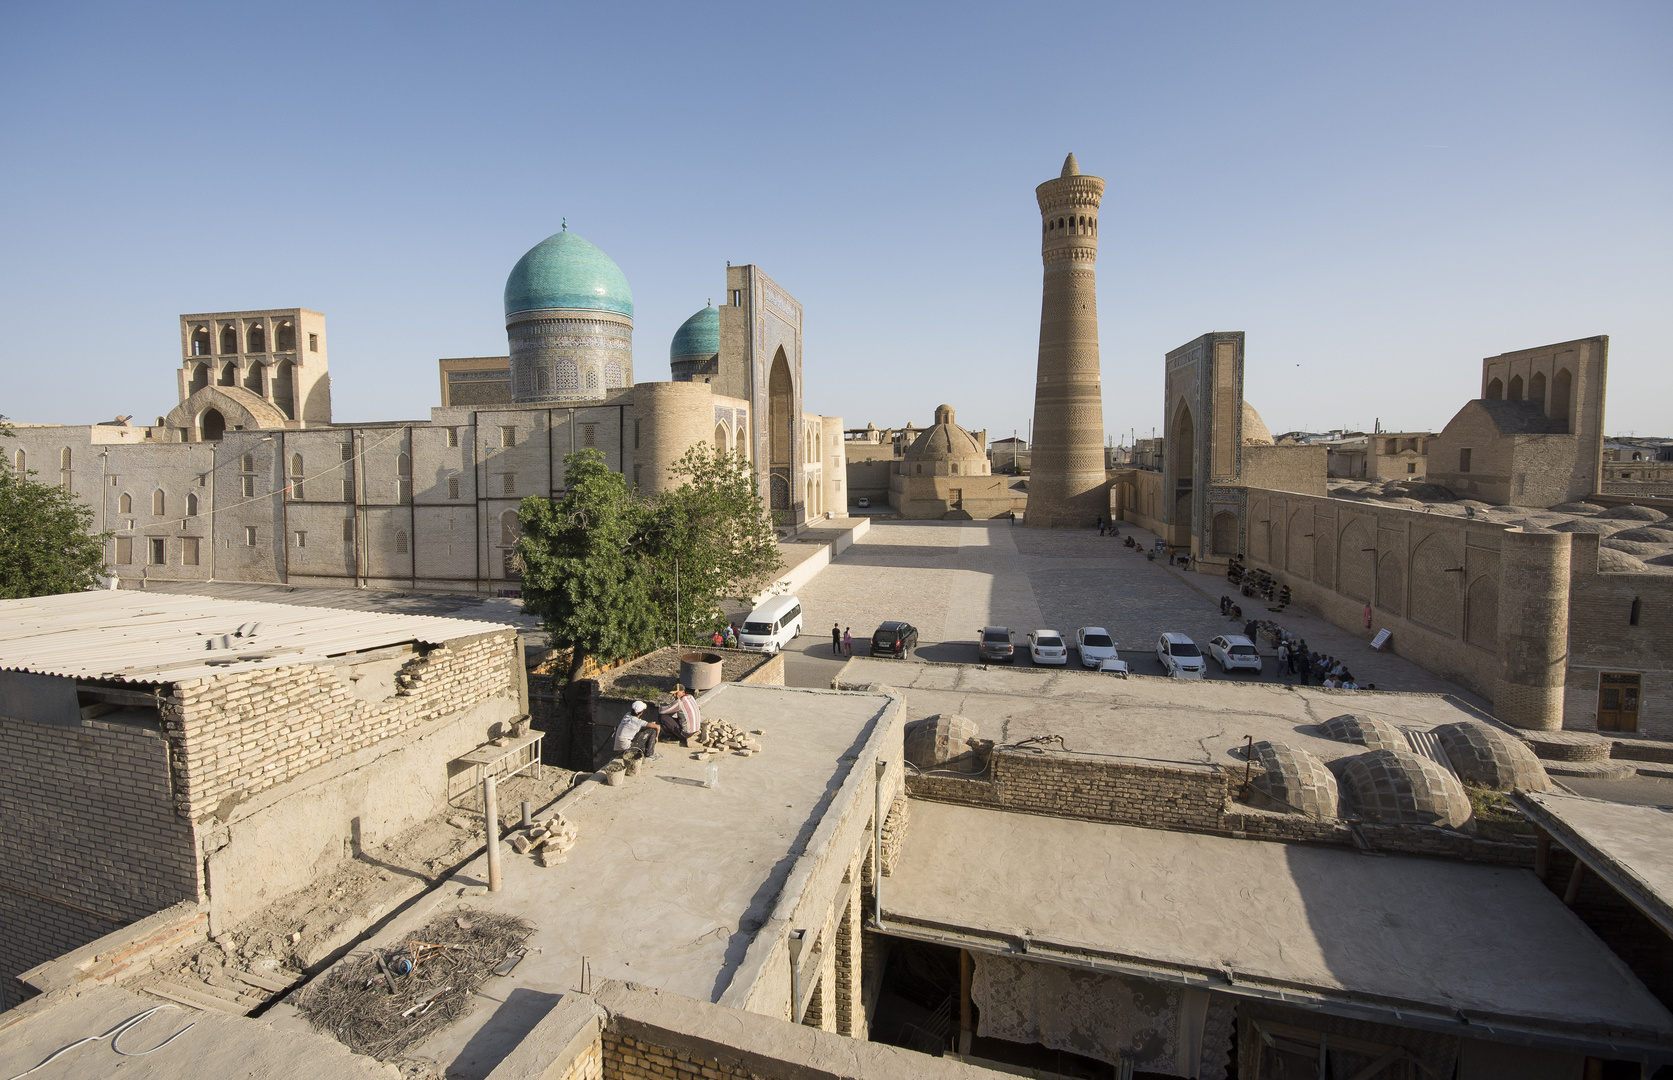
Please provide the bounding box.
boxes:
[295,908,532,1060]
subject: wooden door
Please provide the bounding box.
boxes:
[1598,673,1641,733]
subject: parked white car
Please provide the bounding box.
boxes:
[1028,630,1069,666]
[1207,634,1262,674]
[1155,632,1206,678]
[1098,656,1130,678]
[1076,627,1119,669]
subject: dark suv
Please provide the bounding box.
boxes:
[869,621,919,658]
[978,626,1015,664]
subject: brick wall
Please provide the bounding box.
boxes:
[0,717,197,1009]
[603,1032,756,1080]
[906,749,1534,867]
[1565,534,1673,737]
[166,629,518,819]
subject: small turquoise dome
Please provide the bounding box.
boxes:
[504,229,634,319]
[670,304,720,359]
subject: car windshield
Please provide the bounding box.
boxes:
[1169,642,1201,657]
[742,622,773,636]
[1082,634,1114,648]
[983,632,1010,644]
[1036,636,1064,649]
[1230,645,1258,656]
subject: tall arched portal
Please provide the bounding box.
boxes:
[768,348,793,515]
[199,408,226,442]
[1169,402,1195,536]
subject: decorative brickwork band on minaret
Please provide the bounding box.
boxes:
[1026,153,1107,527]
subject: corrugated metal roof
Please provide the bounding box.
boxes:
[0,591,516,684]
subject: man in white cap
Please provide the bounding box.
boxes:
[612,700,660,760]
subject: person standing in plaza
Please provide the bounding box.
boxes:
[832,622,842,654]
[842,627,853,656]
[1296,650,1312,686]
[1277,640,1290,680]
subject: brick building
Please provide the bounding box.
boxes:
[0,590,524,1008]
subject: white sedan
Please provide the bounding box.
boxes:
[1076,627,1118,669]
[1207,634,1263,674]
[1028,630,1069,666]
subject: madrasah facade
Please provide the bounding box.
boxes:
[5,230,847,593]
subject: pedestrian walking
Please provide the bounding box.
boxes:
[842,628,852,656]
[831,622,842,655]
[1220,595,1231,615]
[1277,640,1289,677]
[1009,509,1016,525]
[1096,516,1105,536]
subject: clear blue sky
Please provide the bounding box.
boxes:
[2,1,1668,442]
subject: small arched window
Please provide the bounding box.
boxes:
[119,492,132,514]
[186,492,198,516]
[275,321,296,351]
[395,530,409,554]
[241,453,254,472]
[246,323,266,353]
[1058,218,1065,230]
[1630,597,1641,626]
[291,453,304,477]
[1485,377,1504,400]
[243,362,265,395]
[220,325,238,355]
[188,362,209,394]
[500,509,521,546]
[12,448,23,472]
[190,325,211,356]
[396,452,411,477]
[152,490,165,516]
[1508,374,1524,401]
[219,363,236,386]
[60,447,72,470]
[396,452,412,503]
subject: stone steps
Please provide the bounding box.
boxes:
[1544,759,1638,780]
[1522,730,1612,763]
[1609,738,1673,765]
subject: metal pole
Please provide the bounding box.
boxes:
[675,559,680,647]
[483,774,502,892]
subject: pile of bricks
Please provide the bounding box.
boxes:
[510,812,579,868]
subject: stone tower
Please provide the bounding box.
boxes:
[1027,153,1107,527]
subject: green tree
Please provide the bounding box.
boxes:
[0,418,111,598]
[643,447,784,644]
[517,449,658,679]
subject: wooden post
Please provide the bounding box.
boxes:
[1534,828,1551,882]
[959,949,973,1055]
[484,773,503,893]
[1564,859,1586,906]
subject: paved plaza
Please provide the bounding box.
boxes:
[781,519,1489,708]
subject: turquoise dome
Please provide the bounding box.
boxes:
[670,304,720,359]
[504,229,634,319]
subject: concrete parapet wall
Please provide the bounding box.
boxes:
[489,980,1004,1080]
[16,900,207,1001]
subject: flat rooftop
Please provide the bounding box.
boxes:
[835,657,1486,768]
[1517,791,1673,937]
[0,590,513,683]
[885,800,1673,1049]
[315,682,897,1079]
[0,985,388,1079]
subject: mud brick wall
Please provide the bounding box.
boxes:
[603,1032,758,1080]
[165,629,518,820]
[0,717,197,1009]
[907,750,1227,832]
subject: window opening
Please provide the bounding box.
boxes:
[152,490,165,515]
[119,492,132,514]
[308,333,318,352]
[500,426,516,447]
[244,526,257,546]
[186,492,199,516]
[395,530,409,554]
[221,325,238,354]
[247,323,266,353]
[447,475,460,499]
[183,537,200,565]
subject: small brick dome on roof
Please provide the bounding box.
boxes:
[1434,721,1552,792]
[1340,749,1473,828]
[904,713,983,772]
[903,405,986,463]
[1319,713,1406,753]
[1247,741,1338,819]
[1242,402,1274,446]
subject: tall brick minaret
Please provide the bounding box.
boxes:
[1026,153,1107,527]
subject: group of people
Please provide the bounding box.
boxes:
[1220,599,1373,690]
[831,623,853,656]
[612,683,706,759]
[708,625,739,648]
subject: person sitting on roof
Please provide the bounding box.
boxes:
[657,685,701,748]
[612,701,660,759]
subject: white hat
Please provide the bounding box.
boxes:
[630,700,646,714]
